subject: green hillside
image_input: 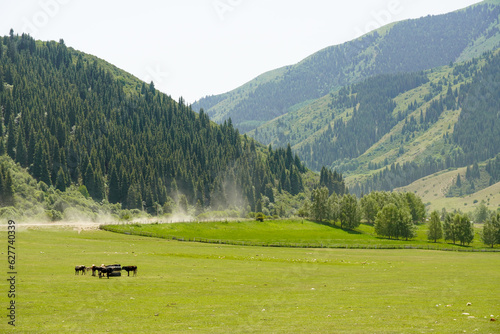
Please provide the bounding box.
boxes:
[0,32,326,220]
[193,1,500,133]
[245,49,500,203]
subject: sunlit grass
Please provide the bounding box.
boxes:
[102,219,495,250]
[4,228,499,333]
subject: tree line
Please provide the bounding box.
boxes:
[428,209,500,247]
[299,189,426,240]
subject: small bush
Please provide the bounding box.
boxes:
[0,207,19,220]
[38,181,49,192]
[120,212,131,221]
[78,185,90,199]
[53,199,70,213]
[255,212,266,222]
[46,209,63,221]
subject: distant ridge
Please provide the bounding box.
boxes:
[193,1,500,133]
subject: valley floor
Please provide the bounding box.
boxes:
[1,228,499,333]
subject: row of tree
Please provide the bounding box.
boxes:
[299,190,426,238]
[428,210,500,247]
[299,187,361,230]
[427,211,474,245]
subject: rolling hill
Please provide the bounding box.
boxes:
[395,164,500,214]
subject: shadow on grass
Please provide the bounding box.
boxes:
[309,220,363,234]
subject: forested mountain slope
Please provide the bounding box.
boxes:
[0,32,330,217]
[251,49,500,199]
[193,0,500,133]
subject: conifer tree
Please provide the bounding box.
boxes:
[178,194,189,214]
[455,174,462,188]
[92,165,105,201]
[6,118,16,160]
[126,183,142,210]
[0,119,5,156]
[55,167,67,192]
[0,166,14,206]
[108,167,121,204]
[32,142,51,185]
[83,162,95,197]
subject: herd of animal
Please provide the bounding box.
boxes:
[74,264,137,278]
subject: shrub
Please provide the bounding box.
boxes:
[256,212,266,222]
[0,207,20,220]
[53,199,70,213]
[78,185,90,199]
[46,209,63,221]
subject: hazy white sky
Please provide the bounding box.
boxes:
[0,0,483,103]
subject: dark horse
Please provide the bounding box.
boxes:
[90,265,99,276]
[75,265,86,275]
[98,267,113,279]
[122,266,137,276]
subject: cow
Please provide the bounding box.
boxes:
[122,266,137,276]
[75,265,86,275]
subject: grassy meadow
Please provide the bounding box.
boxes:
[102,219,495,250]
[1,226,499,333]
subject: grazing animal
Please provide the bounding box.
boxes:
[99,266,113,279]
[90,265,99,276]
[122,266,138,276]
[75,265,86,275]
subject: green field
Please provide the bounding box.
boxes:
[1,226,499,333]
[102,219,496,251]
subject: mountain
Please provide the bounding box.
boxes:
[193,0,500,133]
[246,48,500,197]
[0,32,333,220]
[192,0,500,207]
